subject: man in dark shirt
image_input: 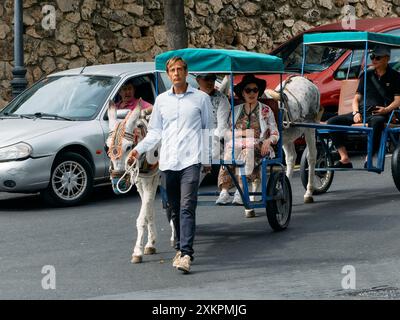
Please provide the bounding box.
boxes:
[327,45,400,168]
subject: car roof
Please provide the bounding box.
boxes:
[49,62,155,78]
[306,17,400,33]
[271,18,400,54]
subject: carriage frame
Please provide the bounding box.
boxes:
[296,31,400,193]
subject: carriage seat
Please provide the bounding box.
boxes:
[319,79,360,126]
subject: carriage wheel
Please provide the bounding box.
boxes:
[300,140,334,195]
[391,143,400,192]
[266,171,292,231]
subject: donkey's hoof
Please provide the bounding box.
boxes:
[304,196,314,204]
[170,240,176,248]
[131,255,143,263]
[245,209,256,218]
[144,247,156,255]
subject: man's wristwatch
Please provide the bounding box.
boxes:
[352,111,359,116]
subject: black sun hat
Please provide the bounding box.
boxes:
[234,74,267,100]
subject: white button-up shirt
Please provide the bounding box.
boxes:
[135,84,213,171]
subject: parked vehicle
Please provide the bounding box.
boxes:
[0,62,198,206]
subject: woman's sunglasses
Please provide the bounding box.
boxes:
[370,54,383,61]
[244,87,259,94]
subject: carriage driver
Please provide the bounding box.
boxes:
[327,45,400,168]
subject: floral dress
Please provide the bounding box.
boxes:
[218,102,279,190]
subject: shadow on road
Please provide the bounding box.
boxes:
[0,185,139,212]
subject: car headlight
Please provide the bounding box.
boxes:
[0,142,32,162]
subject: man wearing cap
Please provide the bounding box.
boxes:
[196,73,230,163]
[327,45,400,168]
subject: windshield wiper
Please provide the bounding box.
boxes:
[32,112,74,121]
[0,113,34,119]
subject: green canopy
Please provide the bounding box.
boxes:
[303,31,400,50]
[155,48,284,74]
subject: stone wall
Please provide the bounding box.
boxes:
[0,0,399,108]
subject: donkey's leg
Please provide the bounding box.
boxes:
[282,138,296,181]
[143,174,160,255]
[131,179,147,263]
[303,128,317,203]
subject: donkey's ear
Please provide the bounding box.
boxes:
[108,100,117,129]
[125,106,141,133]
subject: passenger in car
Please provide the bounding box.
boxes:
[116,82,153,112]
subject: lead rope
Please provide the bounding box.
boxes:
[115,157,140,194]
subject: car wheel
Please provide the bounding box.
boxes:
[41,152,94,207]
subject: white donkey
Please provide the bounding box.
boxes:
[221,75,320,203]
[106,102,174,263]
[267,76,320,203]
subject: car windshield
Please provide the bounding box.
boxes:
[274,35,345,73]
[1,75,119,120]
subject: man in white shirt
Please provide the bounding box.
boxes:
[128,57,212,274]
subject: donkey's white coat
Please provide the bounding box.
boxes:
[269,76,320,203]
[106,104,174,263]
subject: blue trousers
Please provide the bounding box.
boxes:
[162,164,201,259]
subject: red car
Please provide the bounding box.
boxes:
[262,17,400,121]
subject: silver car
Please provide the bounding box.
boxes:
[0,62,199,206]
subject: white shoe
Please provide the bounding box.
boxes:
[216,190,230,205]
[232,190,243,205]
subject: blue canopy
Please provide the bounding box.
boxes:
[303,31,400,50]
[155,48,284,74]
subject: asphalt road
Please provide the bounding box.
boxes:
[1,156,400,300]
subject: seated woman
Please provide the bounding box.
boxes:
[116,82,153,112]
[215,74,279,217]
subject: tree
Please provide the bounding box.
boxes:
[164,0,188,50]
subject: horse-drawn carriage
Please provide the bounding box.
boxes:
[296,31,400,194]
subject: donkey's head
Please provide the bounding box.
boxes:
[106,101,142,194]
